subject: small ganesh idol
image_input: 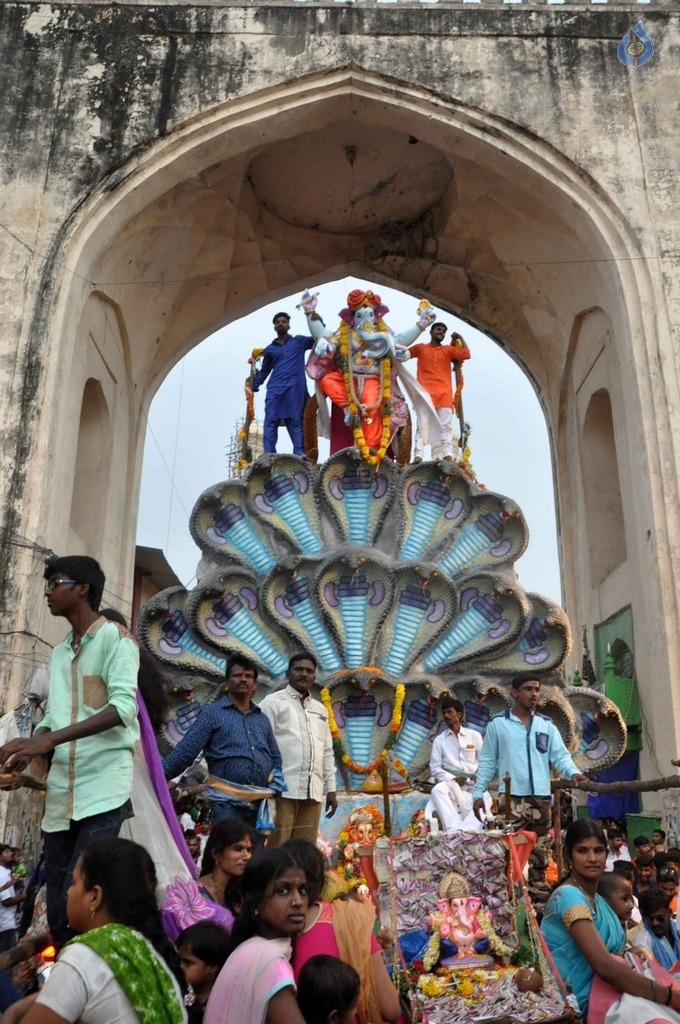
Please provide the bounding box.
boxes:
[336,805,384,896]
[424,872,502,970]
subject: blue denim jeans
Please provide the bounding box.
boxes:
[209,801,264,849]
[43,802,129,945]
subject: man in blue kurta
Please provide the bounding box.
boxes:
[252,311,313,455]
[472,674,586,913]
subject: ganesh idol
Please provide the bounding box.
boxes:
[298,287,443,464]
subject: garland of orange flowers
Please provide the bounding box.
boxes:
[320,684,408,777]
[451,333,468,415]
[453,366,464,416]
[236,349,265,472]
[337,322,393,466]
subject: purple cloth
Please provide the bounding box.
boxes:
[137,693,197,878]
[161,877,234,942]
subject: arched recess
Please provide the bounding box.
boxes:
[14,69,680,783]
[37,68,657,422]
[581,389,626,588]
[70,379,112,554]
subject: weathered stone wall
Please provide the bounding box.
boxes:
[1,2,678,793]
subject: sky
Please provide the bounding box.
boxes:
[136,277,561,602]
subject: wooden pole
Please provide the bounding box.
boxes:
[504,772,512,823]
[553,788,564,879]
[379,760,392,838]
[0,932,51,973]
[552,774,680,794]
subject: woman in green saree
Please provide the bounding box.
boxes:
[1,838,187,1024]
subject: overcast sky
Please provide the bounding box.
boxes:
[137,277,561,602]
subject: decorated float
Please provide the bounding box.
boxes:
[138,288,627,1021]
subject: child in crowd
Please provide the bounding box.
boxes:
[177,922,232,1024]
[632,835,653,860]
[634,853,656,898]
[297,955,361,1024]
[611,862,642,926]
[653,829,667,853]
[598,871,636,930]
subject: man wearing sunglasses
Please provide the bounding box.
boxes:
[0,555,139,945]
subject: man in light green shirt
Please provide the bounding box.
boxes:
[0,555,139,944]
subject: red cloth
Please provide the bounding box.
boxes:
[506,830,537,883]
[318,371,383,448]
[330,402,354,453]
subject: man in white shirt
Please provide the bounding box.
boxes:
[0,844,25,952]
[429,698,492,832]
[259,653,337,846]
[605,828,632,871]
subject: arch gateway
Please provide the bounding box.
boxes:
[1,0,678,800]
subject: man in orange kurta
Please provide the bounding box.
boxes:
[408,323,471,462]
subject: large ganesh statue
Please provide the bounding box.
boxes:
[300,287,443,464]
[138,442,626,799]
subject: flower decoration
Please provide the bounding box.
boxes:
[418,974,445,998]
[335,805,384,889]
[337,319,393,465]
[160,876,234,941]
[321,684,407,778]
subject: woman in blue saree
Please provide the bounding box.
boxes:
[541,819,680,1023]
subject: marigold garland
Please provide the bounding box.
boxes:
[418,973,445,998]
[453,366,464,415]
[476,909,513,957]
[320,684,407,777]
[337,321,393,466]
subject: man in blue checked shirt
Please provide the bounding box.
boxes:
[163,655,283,839]
[472,674,587,914]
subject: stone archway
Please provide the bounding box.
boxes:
[5,69,679,777]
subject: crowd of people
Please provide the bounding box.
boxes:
[0,835,377,1024]
[542,820,680,1024]
[0,553,678,1023]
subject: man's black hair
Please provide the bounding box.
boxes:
[441,696,464,714]
[634,835,651,848]
[44,555,105,611]
[288,652,317,672]
[636,852,655,868]
[272,311,290,324]
[640,889,672,918]
[225,654,259,682]
[430,321,447,334]
[612,860,634,878]
[509,673,542,691]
